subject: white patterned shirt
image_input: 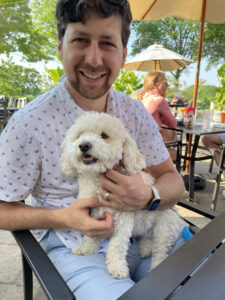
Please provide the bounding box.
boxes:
[0,80,169,250]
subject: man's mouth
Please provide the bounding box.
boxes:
[80,71,105,81]
[82,154,98,165]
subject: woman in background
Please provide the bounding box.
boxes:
[142,71,177,160]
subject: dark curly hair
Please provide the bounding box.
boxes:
[55,0,132,47]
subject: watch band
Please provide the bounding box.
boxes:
[148,185,161,211]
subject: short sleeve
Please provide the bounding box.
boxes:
[0,119,41,202]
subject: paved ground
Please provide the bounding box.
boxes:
[1,156,225,299]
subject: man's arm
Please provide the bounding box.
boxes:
[98,157,185,211]
[0,199,113,237]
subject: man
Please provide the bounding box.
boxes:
[0,1,185,299]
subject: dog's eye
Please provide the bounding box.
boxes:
[101,132,109,139]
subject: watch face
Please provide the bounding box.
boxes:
[149,199,160,211]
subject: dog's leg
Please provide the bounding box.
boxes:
[106,212,134,279]
[139,233,153,258]
[149,215,184,270]
[73,236,101,255]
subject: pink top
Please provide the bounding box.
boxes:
[142,92,177,128]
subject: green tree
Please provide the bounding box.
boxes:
[0,0,54,62]
[46,67,65,84]
[214,64,225,110]
[112,70,144,96]
[0,59,42,99]
[203,24,225,68]
[181,81,217,108]
[29,0,58,61]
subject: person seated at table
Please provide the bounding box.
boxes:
[171,90,185,105]
[202,133,225,166]
[141,71,177,160]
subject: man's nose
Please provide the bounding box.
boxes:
[85,43,103,67]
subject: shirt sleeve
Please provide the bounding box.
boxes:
[0,118,41,202]
[159,99,177,128]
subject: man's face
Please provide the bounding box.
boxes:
[58,13,127,100]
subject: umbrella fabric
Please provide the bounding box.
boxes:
[129,0,225,23]
[124,44,193,71]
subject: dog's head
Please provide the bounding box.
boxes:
[60,112,146,176]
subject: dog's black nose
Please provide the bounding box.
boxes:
[79,142,92,153]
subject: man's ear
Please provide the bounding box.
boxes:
[121,47,127,68]
[58,40,63,60]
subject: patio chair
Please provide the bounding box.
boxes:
[0,99,8,130]
[211,144,225,211]
[11,199,225,300]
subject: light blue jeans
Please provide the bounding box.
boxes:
[40,230,185,300]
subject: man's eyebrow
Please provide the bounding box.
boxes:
[72,31,116,40]
[72,31,90,37]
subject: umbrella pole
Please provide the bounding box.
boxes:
[186,0,207,174]
[192,0,207,110]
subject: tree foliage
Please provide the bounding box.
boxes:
[112,70,144,96]
[214,63,225,110]
[0,0,57,62]
[181,82,216,108]
[46,67,65,84]
[204,24,225,68]
[30,0,58,61]
[0,59,42,98]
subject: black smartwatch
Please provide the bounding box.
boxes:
[148,185,161,211]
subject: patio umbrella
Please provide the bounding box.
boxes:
[128,0,225,110]
[124,43,193,72]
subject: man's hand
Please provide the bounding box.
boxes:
[56,197,114,237]
[98,170,152,212]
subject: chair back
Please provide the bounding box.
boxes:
[0,99,8,129]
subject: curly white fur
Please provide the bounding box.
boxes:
[60,112,185,279]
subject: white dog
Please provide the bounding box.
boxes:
[60,112,185,279]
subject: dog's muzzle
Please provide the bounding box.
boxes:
[79,142,98,165]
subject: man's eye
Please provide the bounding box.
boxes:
[74,38,88,43]
[101,132,109,139]
[101,41,115,48]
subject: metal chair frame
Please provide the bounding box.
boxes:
[211,144,225,210]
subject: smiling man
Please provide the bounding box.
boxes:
[0,1,185,299]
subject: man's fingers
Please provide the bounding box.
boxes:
[78,197,100,208]
[86,212,114,237]
[105,169,125,183]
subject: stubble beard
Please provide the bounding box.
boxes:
[68,69,112,100]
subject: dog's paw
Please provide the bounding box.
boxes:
[139,239,152,258]
[107,263,129,279]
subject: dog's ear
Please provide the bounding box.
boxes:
[122,135,146,174]
[60,138,77,176]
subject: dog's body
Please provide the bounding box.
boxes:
[60,112,185,279]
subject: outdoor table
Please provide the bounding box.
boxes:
[119,205,225,300]
[162,123,225,202]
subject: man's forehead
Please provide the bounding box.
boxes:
[66,14,122,39]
